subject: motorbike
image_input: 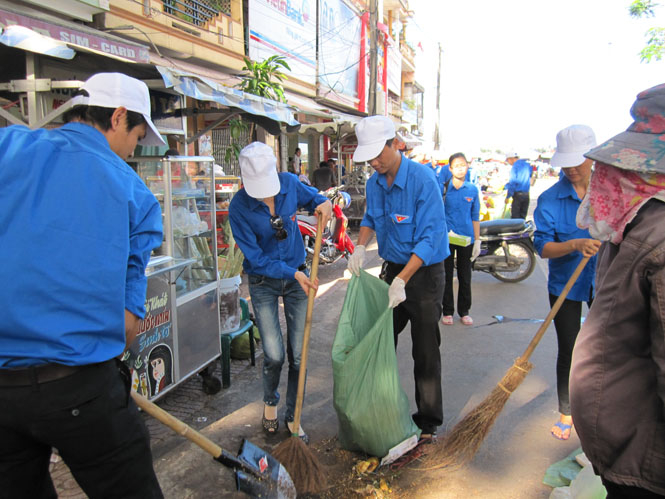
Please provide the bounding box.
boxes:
[297,186,355,268]
[472,218,536,283]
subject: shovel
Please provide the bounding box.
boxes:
[131,391,296,499]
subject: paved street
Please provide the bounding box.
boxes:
[52,177,581,498]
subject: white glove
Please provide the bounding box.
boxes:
[471,240,481,261]
[388,277,406,308]
[347,245,366,276]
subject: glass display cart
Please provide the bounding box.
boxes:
[122,156,222,400]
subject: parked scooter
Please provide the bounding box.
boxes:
[297,186,355,268]
[472,218,536,283]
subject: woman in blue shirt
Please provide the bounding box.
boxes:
[441,153,481,326]
[533,125,601,441]
[229,142,331,443]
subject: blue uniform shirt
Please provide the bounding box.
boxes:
[505,159,532,197]
[533,176,597,301]
[0,123,163,367]
[362,154,449,265]
[445,181,480,241]
[229,172,327,279]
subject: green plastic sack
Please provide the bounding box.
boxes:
[332,270,421,458]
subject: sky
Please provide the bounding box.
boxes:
[408,0,665,157]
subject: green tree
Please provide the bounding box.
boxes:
[236,55,290,103]
[629,0,665,61]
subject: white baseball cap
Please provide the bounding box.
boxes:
[75,72,165,146]
[505,151,519,159]
[239,142,280,199]
[353,115,396,162]
[551,124,596,168]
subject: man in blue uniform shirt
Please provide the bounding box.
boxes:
[504,152,532,219]
[347,115,448,440]
[0,73,164,498]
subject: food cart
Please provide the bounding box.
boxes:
[123,155,231,400]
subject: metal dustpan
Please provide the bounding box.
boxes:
[131,392,296,498]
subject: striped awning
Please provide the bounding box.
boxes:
[156,66,299,128]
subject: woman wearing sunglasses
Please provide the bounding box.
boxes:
[229,142,332,443]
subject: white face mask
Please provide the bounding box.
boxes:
[576,192,615,242]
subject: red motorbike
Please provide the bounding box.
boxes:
[297,186,355,268]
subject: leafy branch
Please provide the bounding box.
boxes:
[630,0,659,17]
[236,55,291,103]
[629,0,665,61]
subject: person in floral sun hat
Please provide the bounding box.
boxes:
[570,83,665,498]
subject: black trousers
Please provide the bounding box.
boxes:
[0,359,163,499]
[602,478,665,498]
[511,191,530,219]
[549,292,593,416]
[442,243,473,317]
[383,260,444,434]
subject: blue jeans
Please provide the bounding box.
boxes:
[248,274,307,422]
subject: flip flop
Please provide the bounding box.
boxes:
[551,421,572,440]
[441,315,454,325]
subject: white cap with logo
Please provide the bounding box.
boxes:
[239,142,280,199]
[551,124,597,168]
[353,115,396,163]
[74,72,165,146]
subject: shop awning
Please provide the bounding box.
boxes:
[156,66,300,130]
[396,128,423,149]
[285,91,339,120]
[0,25,75,60]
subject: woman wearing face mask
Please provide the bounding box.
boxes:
[571,83,665,498]
[228,142,331,443]
[441,153,481,326]
[533,125,601,441]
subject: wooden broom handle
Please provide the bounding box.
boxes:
[131,391,222,459]
[519,256,590,362]
[292,215,323,432]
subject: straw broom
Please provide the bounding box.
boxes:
[273,215,327,494]
[421,256,590,471]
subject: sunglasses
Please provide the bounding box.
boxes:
[270,215,288,241]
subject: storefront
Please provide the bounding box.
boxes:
[0,2,299,400]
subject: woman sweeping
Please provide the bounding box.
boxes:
[533,125,601,440]
[571,83,665,497]
[441,153,481,326]
[229,142,331,442]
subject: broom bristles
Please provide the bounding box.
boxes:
[273,436,327,495]
[421,358,533,471]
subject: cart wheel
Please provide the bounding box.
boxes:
[201,374,222,395]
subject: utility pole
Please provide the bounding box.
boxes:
[434,43,442,150]
[368,0,378,116]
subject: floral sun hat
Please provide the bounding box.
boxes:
[585,83,665,173]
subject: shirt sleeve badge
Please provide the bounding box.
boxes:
[393,214,410,223]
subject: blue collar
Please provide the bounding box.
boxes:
[377,154,409,191]
[556,176,581,201]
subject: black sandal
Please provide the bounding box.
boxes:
[285,419,309,444]
[262,407,279,435]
